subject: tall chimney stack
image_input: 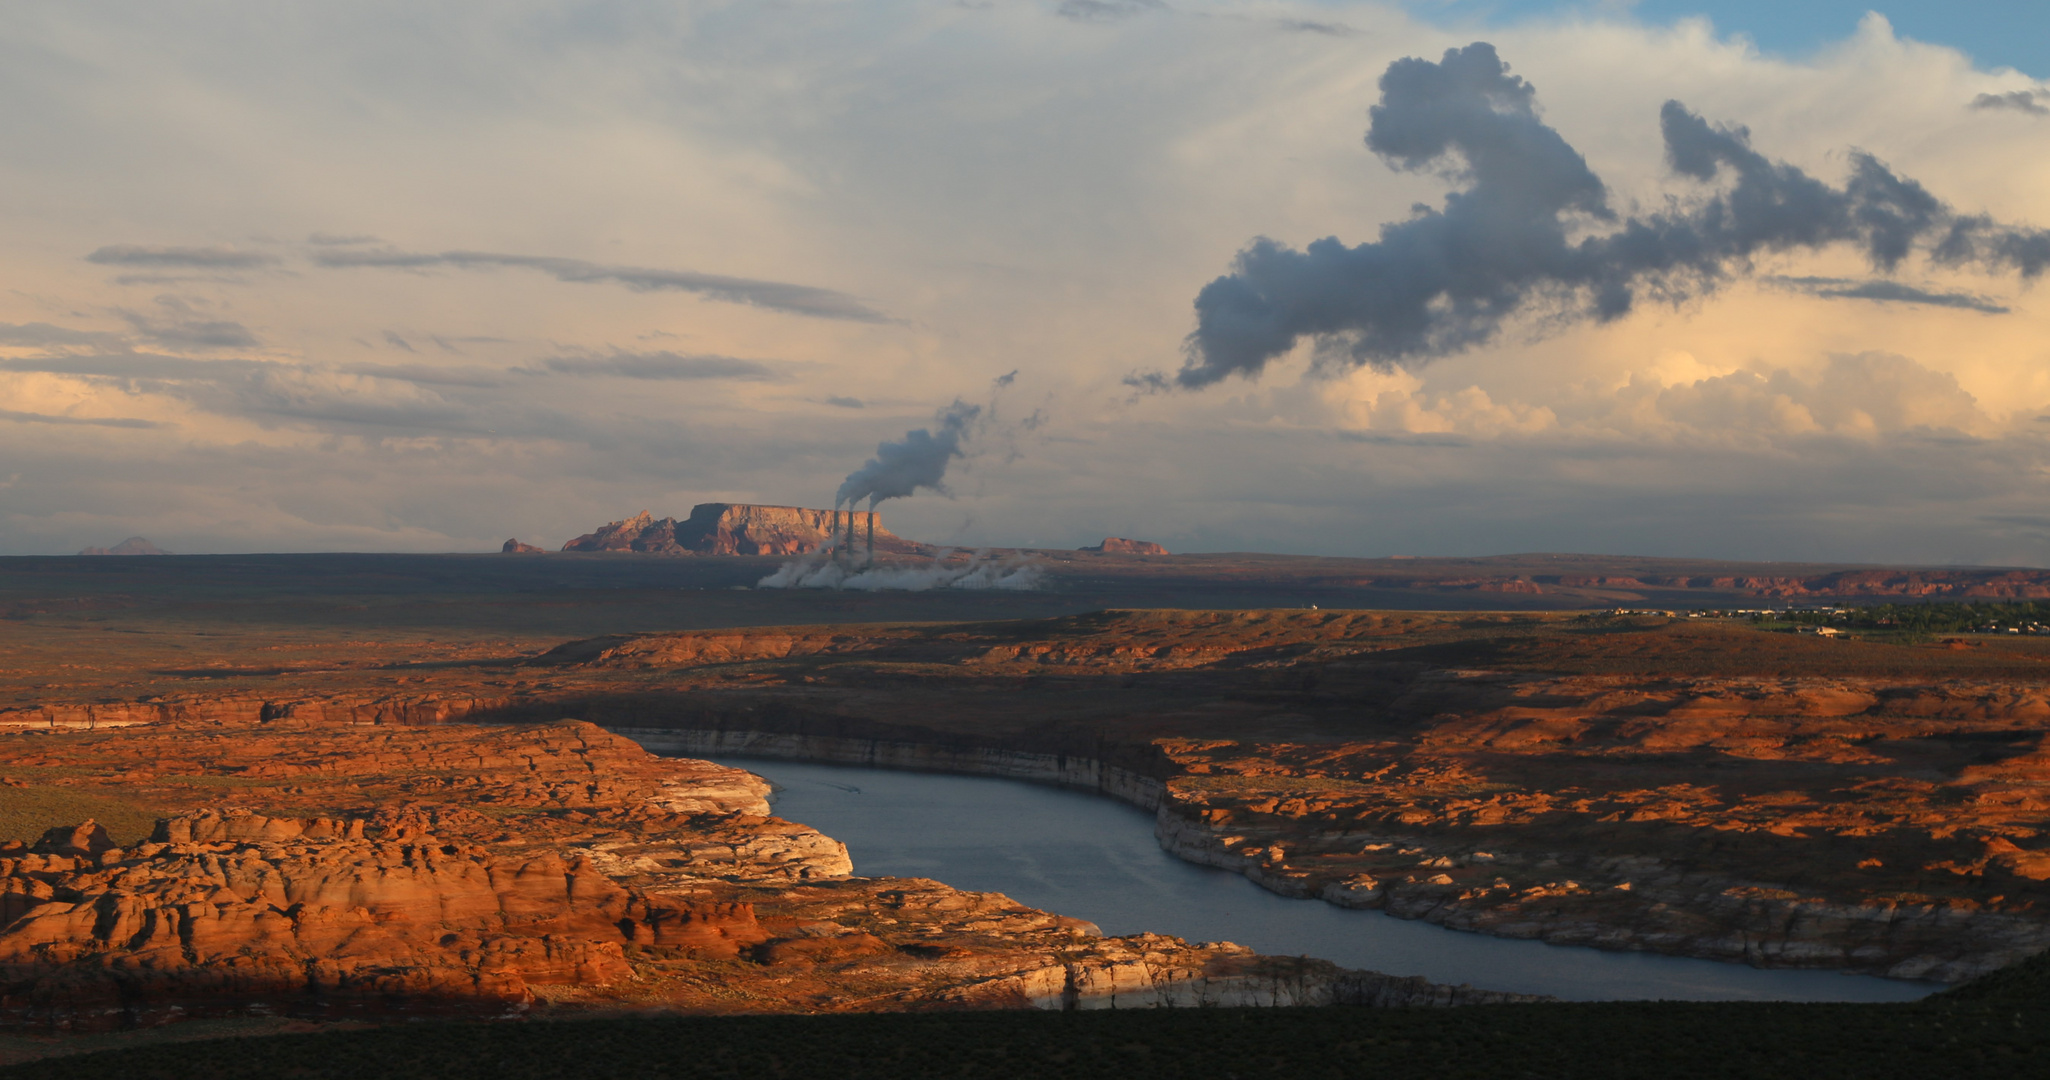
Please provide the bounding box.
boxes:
[866,511,876,570]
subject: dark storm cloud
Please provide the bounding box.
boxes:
[529,351,780,381]
[1971,90,2047,116]
[84,245,280,269]
[1160,43,2050,389]
[310,248,887,322]
[1765,276,2010,314]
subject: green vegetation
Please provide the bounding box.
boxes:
[4,1000,2049,1080]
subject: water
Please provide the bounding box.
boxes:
[705,756,1939,1003]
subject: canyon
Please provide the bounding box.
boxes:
[0,719,1525,1029]
[4,552,2050,1035]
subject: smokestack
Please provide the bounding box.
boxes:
[846,510,855,557]
[829,508,841,564]
[866,511,876,570]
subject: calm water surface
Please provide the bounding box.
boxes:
[706,756,1939,1003]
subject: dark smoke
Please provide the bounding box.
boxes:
[1160,43,2050,389]
[834,400,982,509]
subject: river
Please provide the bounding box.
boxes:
[706,756,1939,1003]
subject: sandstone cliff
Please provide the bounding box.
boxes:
[559,504,929,557]
[501,539,547,554]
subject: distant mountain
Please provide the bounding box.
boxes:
[77,537,169,556]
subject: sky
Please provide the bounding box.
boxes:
[1,1,2047,563]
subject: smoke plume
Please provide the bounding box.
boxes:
[834,400,983,509]
[1157,42,2050,389]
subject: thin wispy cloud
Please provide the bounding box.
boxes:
[0,322,125,350]
[528,351,782,381]
[84,245,280,270]
[1056,0,1165,23]
[119,309,260,350]
[0,408,162,430]
[1766,276,2011,314]
[310,249,887,322]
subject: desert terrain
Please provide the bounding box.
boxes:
[2,546,2050,1066]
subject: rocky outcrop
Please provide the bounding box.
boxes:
[0,809,730,1027]
[501,539,547,554]
[1082,538,1169,556]
[76,538,167,556]
[559,504,927,557]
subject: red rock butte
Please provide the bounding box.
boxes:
[560,504,930,557]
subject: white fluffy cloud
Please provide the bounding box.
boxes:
[0,3,2045,562]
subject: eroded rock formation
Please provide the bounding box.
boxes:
[0,718,1523,1029]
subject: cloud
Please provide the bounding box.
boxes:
[1765,276,2010,314]
[119,309,260,350]
[0,322,125,350]
[0,408,162,429]
[530,351,780,381]
[337,362,513,389]
[1274,19,1356,36]
[1971,90,2047,116]
[826,395,865,408]
[306,232,382,245]
[84,245,279,270]
[309,249,887,322]
[381,330,417,352]
[1056,0,1164,23]
[1161,43,2050,389]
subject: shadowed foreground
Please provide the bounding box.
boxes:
[3,997,2049,1080]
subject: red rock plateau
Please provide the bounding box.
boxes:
[559,504,930,558]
